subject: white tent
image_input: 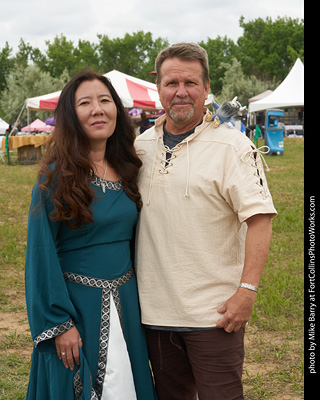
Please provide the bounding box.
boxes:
[0,118,9,135]
[248,58,304,113]
[248,90,273,103]
[26,70,163,111]
[26,90,61,111]
[105,70,163,109]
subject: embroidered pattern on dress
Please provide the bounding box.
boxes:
[33,319,74,347]
[74,369,99,400]
[63,268,134,399]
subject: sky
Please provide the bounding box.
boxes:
[1,0,304,55]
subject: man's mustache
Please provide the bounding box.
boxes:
[170,99,194,106]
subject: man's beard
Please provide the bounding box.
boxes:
[169,100,194,122]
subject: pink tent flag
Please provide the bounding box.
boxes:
[21,118,54,132]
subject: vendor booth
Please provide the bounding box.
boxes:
[248,58,304,156]
[2,119,53,163]
[1,134,50,163]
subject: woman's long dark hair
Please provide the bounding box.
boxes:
[38,68,142,228]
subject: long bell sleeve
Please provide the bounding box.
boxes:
[25,181,78,353]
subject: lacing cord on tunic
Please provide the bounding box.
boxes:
[241,145,270,170]
[240,145,270,199]
[159,143,182,173]
[146,137,160,205]
[147,140,191,204]
[159,141,191,197]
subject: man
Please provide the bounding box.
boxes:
[135,42,277,400]
[138,111,151,134]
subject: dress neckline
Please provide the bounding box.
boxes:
[91,174,123,193]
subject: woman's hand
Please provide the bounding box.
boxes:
[55,326,83,370]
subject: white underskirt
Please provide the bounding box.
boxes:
[101,294,137,400]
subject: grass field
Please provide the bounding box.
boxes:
[0,138,304,399]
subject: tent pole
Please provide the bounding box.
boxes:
[9,103,26,136]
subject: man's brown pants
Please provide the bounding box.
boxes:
[146,327,245,400]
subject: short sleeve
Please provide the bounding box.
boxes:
[222,143,277,223]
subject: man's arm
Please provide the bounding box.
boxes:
[216,213,273,333]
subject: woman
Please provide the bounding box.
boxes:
[25,69,157,399]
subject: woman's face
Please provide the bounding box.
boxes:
[75,79,117,145]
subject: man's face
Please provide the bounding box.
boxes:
[157,57,209,132]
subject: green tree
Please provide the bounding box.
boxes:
[33,37,100,77]
[98,31,168,81]
[13,39,34,68]
[0,42,13,93]
[45,34,77,78]
[73,39,100,73]
[0,65,66,125]
[0,42,14,118]
[237,16,304,81]
[31,46,49,72]
[217,58,277,106]
[139,35,170,81]
[12,39,49,75]
[199,36,238,95]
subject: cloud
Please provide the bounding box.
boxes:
[0,0,304,54]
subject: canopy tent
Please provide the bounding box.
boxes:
[105,70,163,109]
[25,69,214,113]
[21,118,54,132]
[0,118,9,135]
[26,90,61,111]
[248,58,304,113]
[248,90,273,103]
[26,70,163,111]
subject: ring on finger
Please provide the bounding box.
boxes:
[61,351,66,356]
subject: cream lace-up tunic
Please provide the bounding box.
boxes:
[135,110,277,328]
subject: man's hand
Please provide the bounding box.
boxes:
[217,213,273,333]
[216,288,257,333]
[55,326,82,370]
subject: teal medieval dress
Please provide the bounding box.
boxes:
[25,175,157,400]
